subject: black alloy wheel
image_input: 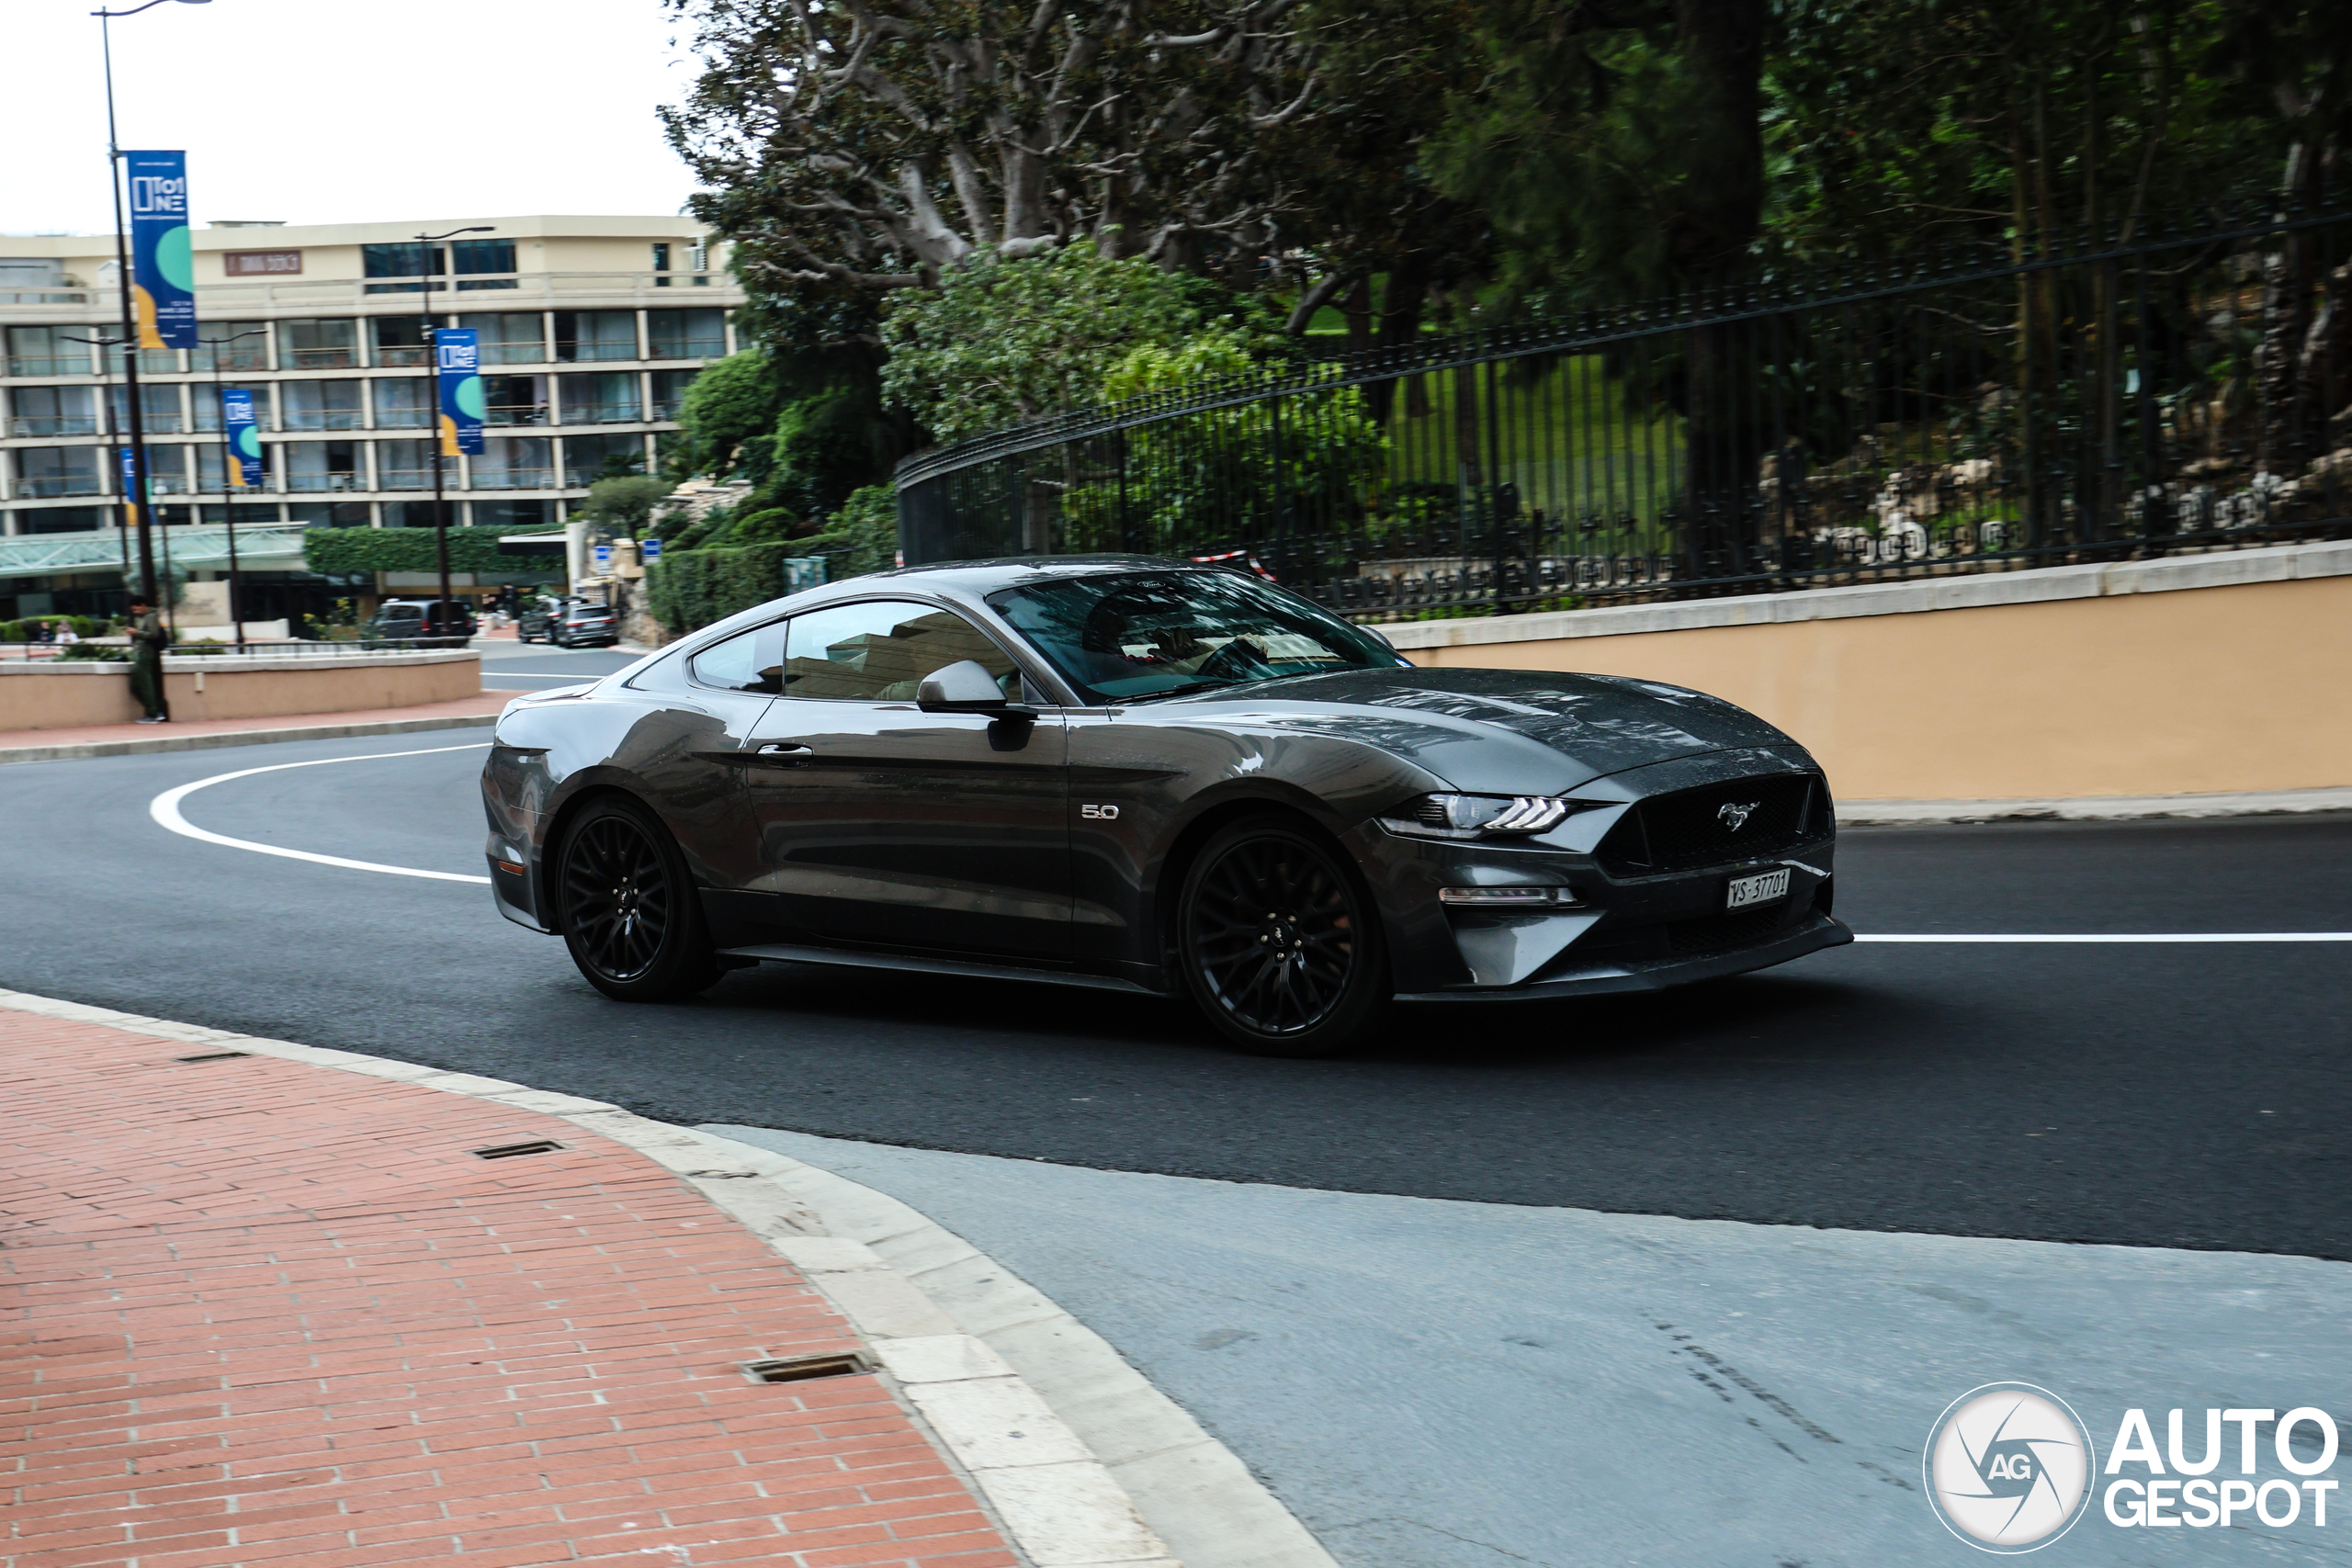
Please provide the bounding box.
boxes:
[557,797,724,1001]
[1178,816,1389,1057]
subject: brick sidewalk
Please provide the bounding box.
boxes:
[0,1009,1014,1568]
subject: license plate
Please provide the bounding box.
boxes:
[1725,868,1791,910]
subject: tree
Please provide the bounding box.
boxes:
[876,246,1242,439]
[574,476,673,539]
[661,0,1323,298]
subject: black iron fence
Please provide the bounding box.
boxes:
[896,195,2352,617]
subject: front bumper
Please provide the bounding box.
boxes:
[1396,908,1852,1001]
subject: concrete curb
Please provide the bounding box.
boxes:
[0,710,499,766]
[1838,784,2352,825]
[0,987,1335,1568]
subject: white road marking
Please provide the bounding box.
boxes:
[149,743,493,885]
[1858,931,2352,942]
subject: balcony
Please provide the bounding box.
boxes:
[647,335,728,361]
[283,348,360,370]
[7,356,90,378]
[372,409,432,429]
[377,468,433,491]
[284,412,367,431]
[372,346,431,367]
[470,468,554,490]
[14,476,105,498]
[480,342,546,366]
[10,416,99,437]
[487,405,550,427]
[286,472,366,492]
[560,402,643,426]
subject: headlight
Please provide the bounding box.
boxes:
[1377,793,1597,840]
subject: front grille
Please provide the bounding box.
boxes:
[1665,904,1801,954]
[1598,773,1820,875]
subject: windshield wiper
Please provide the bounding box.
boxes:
[1128,677,1257,702]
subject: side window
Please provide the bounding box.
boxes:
[782,600,1020,703]
[687,624,780,693]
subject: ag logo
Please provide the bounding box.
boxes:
[1717,800,1757,831]
[1925,1383,2096,1552]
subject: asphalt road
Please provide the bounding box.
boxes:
[4,699,2346,1259]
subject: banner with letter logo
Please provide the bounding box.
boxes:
[435,328,484,457]
[220,388,263,489]
[125,151,196,350]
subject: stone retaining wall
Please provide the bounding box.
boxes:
[1385,541,2352,802]
[0,649,481,732]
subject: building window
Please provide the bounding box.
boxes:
[649,368,698,420]
[193,444,255,493]
[370,378,433,429]
[192,383,271,433]
[144,446,193,495]
[16,447,104,497]
[561,433,646,486]
[382,499,449,526]
[108,382,184,434]
[284,440,364,491]
[374,440,435,491]
[20,505,107,534]
[7,326,94,378]
[452,239,517,290]
[283,379,365,431]
[471,497,552,529]
[281,319,359,369]
[288,502,372,527]
[192,321,269,372]
[652,242,672,288]
[553,310,637,363]
[10,385,98,438]
[558,371,640,426]
[475,436,553,489]
[459,311,545,366]
[646,309,726,361]
[483,373,549,426]
[691,236,710,286]
[364,242,440,292]
[370,316,434,367]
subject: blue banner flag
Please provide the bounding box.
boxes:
[435,328,484,457]
[220,388,263,489]
[117,446,142,526]
[125,151,196,351]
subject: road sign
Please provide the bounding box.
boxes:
[641,538,662,562]
[591,543,614,571]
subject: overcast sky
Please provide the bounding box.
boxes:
[4,0,707,234]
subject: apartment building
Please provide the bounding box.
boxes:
[0,215,738,619]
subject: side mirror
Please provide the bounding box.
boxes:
[918,659,1018,713]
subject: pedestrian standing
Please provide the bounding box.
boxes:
[127,597,171,724]
[52,621,80,647]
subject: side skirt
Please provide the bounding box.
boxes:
[718,942,1176,997]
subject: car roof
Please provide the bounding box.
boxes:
[861,555,1242,597]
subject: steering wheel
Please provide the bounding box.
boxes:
[1194,638,1269,682]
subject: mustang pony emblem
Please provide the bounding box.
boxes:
[1718,800,1758,831]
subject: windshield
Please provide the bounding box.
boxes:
[987,570,1399,703]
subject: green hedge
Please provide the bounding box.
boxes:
[643,540,803,634]
[642,485,899,634]
[301,525,564,578]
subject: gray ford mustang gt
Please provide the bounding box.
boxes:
[481,557,1851,1055]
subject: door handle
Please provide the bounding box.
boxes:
[752,742,813,765]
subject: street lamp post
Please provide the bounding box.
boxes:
[91,0,210,624]
[200,327,267,650]
[416,226,493,644]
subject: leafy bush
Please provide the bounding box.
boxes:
[60,643,130,661]
[302,525,563,577]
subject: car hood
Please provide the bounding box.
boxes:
[1153,667,1814,793]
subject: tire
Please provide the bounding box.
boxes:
[1176,813,1389,1057]
[555,796,725,1001]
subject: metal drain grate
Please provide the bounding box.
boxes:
[741,1353,869,1384]
[471,1139,565,1159]
[175,1051,252,1064]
